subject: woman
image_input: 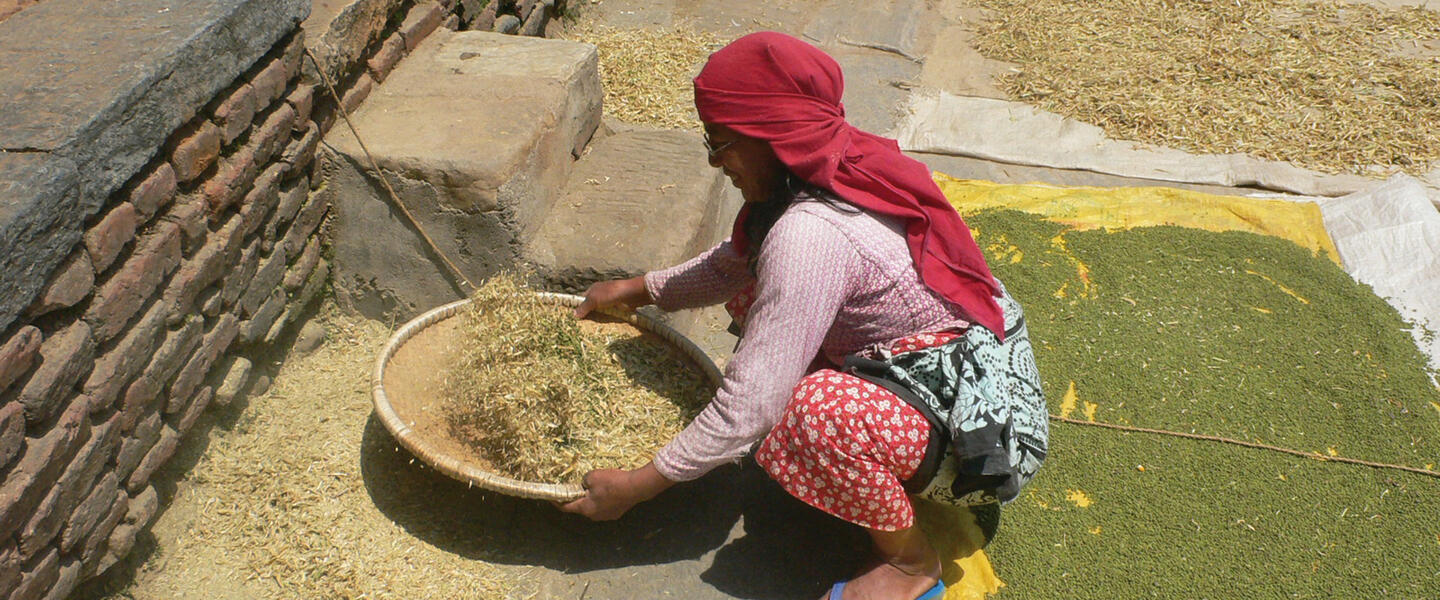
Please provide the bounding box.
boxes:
[561,32,1047,600]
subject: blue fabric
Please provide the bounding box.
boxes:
[828,580,947,600]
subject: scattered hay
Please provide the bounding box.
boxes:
[443,273,712,482]
[564,24,724,129]
[971,0,1440,175]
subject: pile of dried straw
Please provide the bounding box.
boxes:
[565,24,724,129]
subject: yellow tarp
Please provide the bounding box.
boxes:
[924,174,1343,600]
[935,175,1340,264]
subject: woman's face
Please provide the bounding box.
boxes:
[702,123,785,204]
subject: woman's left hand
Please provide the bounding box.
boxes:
[559,462,675,521]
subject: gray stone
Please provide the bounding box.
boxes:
[326,30,601,320]
[493,14,521,34]
[294,321,327,355]
[0,154,81,334]
[526,128,736,289]
[213,357,253,406]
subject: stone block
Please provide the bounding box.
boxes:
[81,301,169,411]
[125,163,177,222]
[213,355,253,405]
[114,412,161,480]
[79,489,127,570]
[302,0,407,87]
[82,221,181,342]
[285,84,315,129]
[167,314,240,407]
[10,549,57,600]
[125,424,179,493]
[61,471,119,553]
[24,251,93,318]
[0,0,312,174]
[0,402,23,469]
[0,402,87,542]
[15,321,95,425]
[368,35,406,83]
[175,385,214,434]
[284,236,323,291]
[0,154,82,335]
[0,325,42,394]
[327,30,600,320]
[526,128,737,291]
[84,202,140,273]
[167,120,223,183]
[239,288,286,344]
[399,2,446,51]
[493,14,521,34]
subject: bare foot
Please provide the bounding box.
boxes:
[820,558,941,600]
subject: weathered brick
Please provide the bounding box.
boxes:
[211,82,258,145]
[249,57,290,113]
[83,223,182,342]
[161,215,244,321]
[0,544,19,599]
[254,104,298,167]
[159,195,208,253]
[10,549,58,600]
[341,73,374,115]
[125,425,179,493]
[311,95,337,136]
[239,163,285,239]
[212,357,252,407]
[241,251,288,317]
[0,325,42,394]
[472,0,499,31]
[82,301,168,412]
[239,288,285,344]
[400,1,446,52]
[119,315,204,431]
[16,322,95,425]
[60,471,119,553]
[18,415,115,560]
[280,33,305,82]
[443,13,460,30]
[80,489,127,571]
[199,285,224,317]
[297,260,330,311]
[41,556,81,600]
[284,84,315,130]
[517,0,539,20]
[167,120,223,184]
[284,237,323,291]
[167,314,240,407]
[267,178,308,241]
[174,385,214,435]
[368,35,406,83]
[281,191,330,260]
[101,486,158,571]
[0,403,88,542]
[83,203,140,274]
[222,238,263,308]
[0,403,23,469]
[202,145,258,214]
[115,412,161,480]
[279,121,321,178]
[125,163,177,222]
[25,251,95,318]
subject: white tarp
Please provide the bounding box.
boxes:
[893,92,1440,376]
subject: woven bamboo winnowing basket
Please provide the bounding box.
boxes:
[371,292,723,502]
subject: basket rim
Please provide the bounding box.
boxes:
[371,292,723,502]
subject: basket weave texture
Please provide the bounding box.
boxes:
[372,293,723,502]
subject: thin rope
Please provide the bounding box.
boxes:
[1049,414,1440,479]
[303,47,475,293]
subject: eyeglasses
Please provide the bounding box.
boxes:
[703,134,737,158]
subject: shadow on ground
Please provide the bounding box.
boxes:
[359,413,871,599]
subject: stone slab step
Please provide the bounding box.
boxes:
[324,29,602,319]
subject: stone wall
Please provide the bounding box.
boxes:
[0,0,486,598]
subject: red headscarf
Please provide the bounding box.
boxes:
[694,32,1006,337]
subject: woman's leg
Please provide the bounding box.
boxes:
[754,369,942,599]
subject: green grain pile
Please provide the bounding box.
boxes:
[443,273,712,482]
[965,209,1440,598]
[971,0,1440,175]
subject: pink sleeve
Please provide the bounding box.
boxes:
[652,212,859,481]
[643,239,753,311]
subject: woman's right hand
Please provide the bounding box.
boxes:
[574,276,653,319]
